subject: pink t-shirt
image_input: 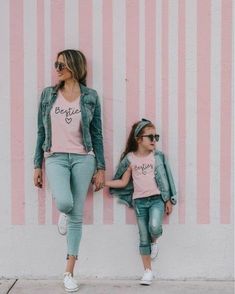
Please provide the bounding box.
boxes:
[129,152,160,199]
[49,91,87,154]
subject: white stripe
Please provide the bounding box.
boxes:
[113,0,126,224]
[65,0,79,49]
[185,0,197,224]
[0,1,11,225]
[24,0,38,225]
[168,0,178,224]
[92,0,103,225]
[139,0,145,118]
[210,0,221,224]
[155,0,162,150]
[44,0,52,224]
[92,0,103,102]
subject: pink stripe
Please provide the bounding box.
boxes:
[197,0,211,224]
[220,0,232,224]
[37,0,46,225]
[162,0,169,224]
[125,0,139,224]
[10,0,25,225]
[79,0,93,86]
[178,0,186,224]
[103,0,113,224]
[145,0,156,121]
[79,0,94,224]
[51,0,65,224]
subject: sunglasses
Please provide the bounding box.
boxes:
[54,61,67,71]
[141,134,160,142]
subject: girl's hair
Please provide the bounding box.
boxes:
[121,121,155,160]
[56,49,87,89]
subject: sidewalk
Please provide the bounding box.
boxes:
[1,279,234,294]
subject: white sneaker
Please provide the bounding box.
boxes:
[150,242,159,260]
[140,268,153,285]
[63,272,79,292]
[58,213,67,235]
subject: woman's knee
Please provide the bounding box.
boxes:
[56,199,73,214]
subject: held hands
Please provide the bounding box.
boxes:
[92,169,105,191]
[34,168,43,188]
[165,200,173,215]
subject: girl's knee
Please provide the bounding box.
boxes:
[149,223,162,237]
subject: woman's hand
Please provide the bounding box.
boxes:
[92,169,105,191]
[34,168,43,188]
[165,200,173,215]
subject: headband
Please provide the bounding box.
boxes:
[134,118,152,137]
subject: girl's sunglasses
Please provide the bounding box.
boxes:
[141,134,160,142]
[54,61,67,71]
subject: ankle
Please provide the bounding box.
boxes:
[64,272,73,277]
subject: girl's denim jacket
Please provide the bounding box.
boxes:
[34,84,105,170]
[110,150,177,207]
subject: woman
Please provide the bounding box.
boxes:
[33,49,105,292]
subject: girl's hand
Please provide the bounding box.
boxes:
[34,168,43,188]
[165,200,173,215]
[93,169,105,191]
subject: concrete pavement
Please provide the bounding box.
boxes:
[1,279,234,294]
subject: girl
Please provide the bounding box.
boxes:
[105,119,176,285]
[33,49,105,292]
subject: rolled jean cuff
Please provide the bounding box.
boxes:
[66,254,78,260]
[139,245,151,255]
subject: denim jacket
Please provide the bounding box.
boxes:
[109,150,177,207]
[34,84,105,170]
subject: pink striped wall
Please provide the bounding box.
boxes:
[162,0,170,225]
[126,0,139,224]
[37,0,46,225]
[10,0,25,225]
[103,0,114,224]
[220,0,233,224]
[51,0,65,225]
[197,0,211,224]
[178,0,186,224]
[145,0,156,121]
[3,0,233,226]
[79,0,94,225]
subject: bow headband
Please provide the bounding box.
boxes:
[134,118,152,137]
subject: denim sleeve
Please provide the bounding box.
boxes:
[109,157,134,207]
[90,92,105,170]
[113,156,130,179]
[33,91,45,169]
[163,153,177,204]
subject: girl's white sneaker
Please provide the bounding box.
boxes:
[63,272,79,292]
[58,213,67,235]
[140,268,153,285]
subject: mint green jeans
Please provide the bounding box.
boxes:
[45,153,96,257]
